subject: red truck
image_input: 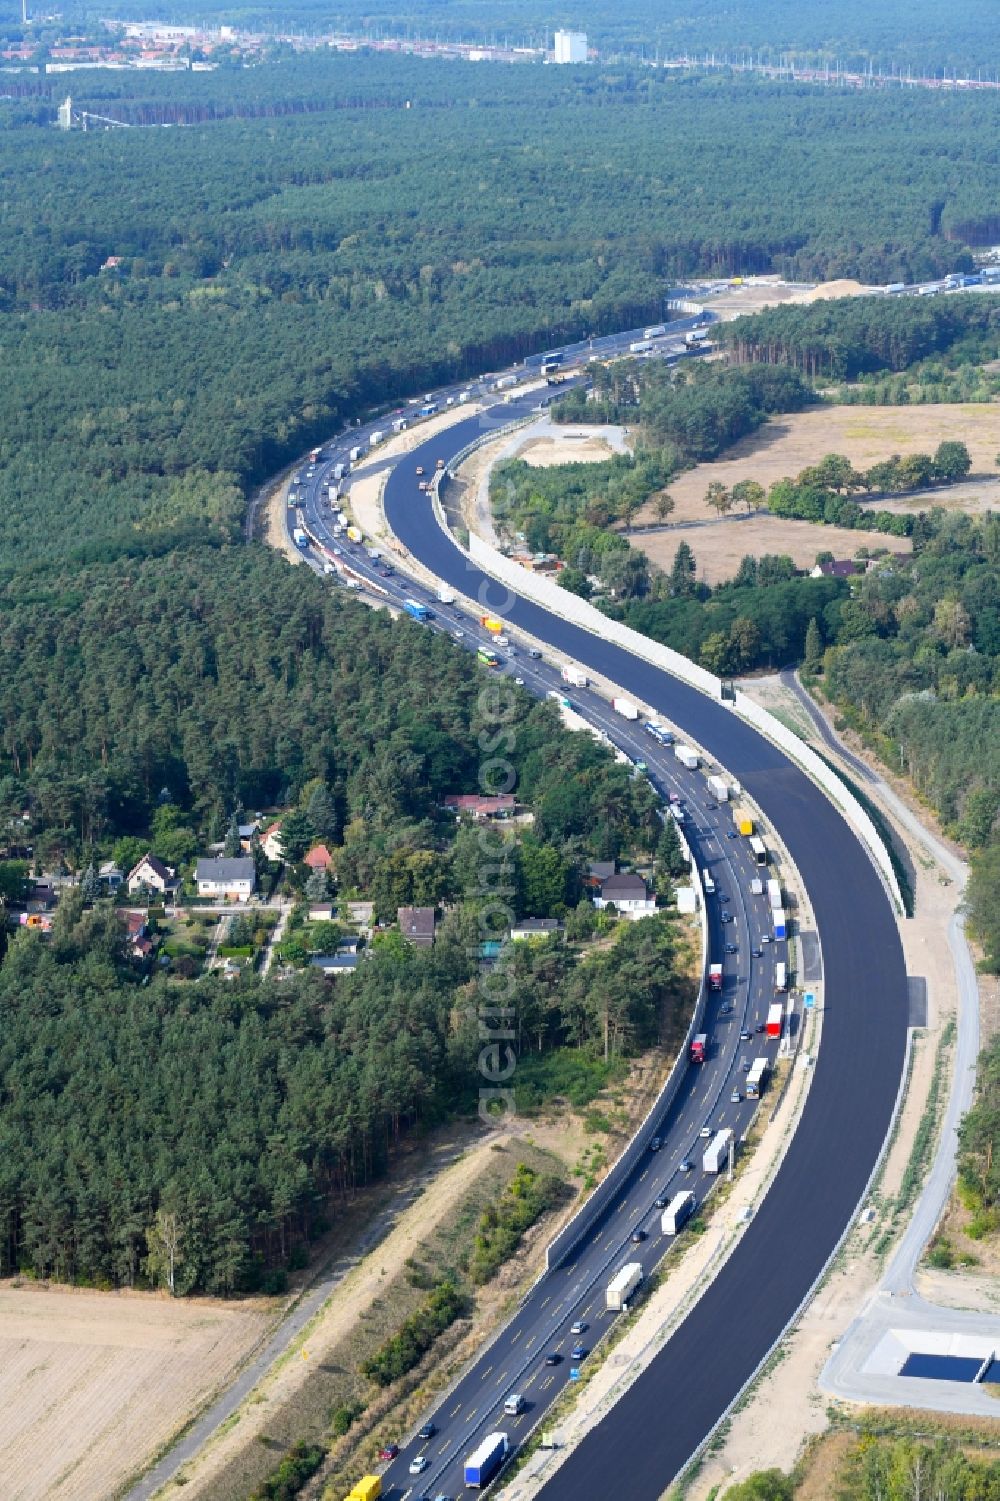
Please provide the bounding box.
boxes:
[708,963,723,991]
[689,1032,707,1064]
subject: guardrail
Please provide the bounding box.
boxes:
[545,826,709,1271]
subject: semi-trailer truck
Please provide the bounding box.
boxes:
[643,323,667,338]
[606,1262,643,1311]
[774,962,787,993]
[766,1002,783,1038]
[561,665,588,687]
[767,878,782,910]
[703,1128,733,1174]
[746,1058,768,1098]
[689,1032,708,1063]
[629,338,654,354]
[708,963,723,991]
[612,697,639,719]
[749,836,767,866]
[661,1191,695,1235]
[465,1432,509,1488]
[675,745,700,769]
[774,907,787,941]
[707,774,729,802]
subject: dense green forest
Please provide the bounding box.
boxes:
[10,0,999,74]
[0,892,687,1291]
[2,63,1000,568]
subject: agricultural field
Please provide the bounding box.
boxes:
[633,514,910,587]
[633,403,1000,528]
[0,1282,272,1501]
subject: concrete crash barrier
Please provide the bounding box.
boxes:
[465,531,903,915]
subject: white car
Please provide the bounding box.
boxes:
[409,1456,430,1476]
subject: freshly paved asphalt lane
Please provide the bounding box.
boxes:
[376,401,909,1498]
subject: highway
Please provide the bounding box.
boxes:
[287,350,908,1498]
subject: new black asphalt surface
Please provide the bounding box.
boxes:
[379,400,909,1498]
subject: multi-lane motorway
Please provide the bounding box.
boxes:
[285,349,908,1500]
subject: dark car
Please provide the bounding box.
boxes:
[756,1022,766,1033]
[725,943,738,955]
[655,1193,669,1208]
[631,1228,647,1243]
[727,830,739,839]
[753,947,763,959]
[649,1136,662,1153]
[417,1422,437,1441]
[721,912,734,924]
[545,1352,563,1366]
[705,800,717,811]
[719,1000,733,1015]
[570,1343,587,1360]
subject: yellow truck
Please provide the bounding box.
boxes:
[346,526,363,544]
[736,813,753,837]
[480,615,503,635]
[346,1477,381,1501]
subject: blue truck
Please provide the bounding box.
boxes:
[465,1432,508,1489]
[403,599,429,622]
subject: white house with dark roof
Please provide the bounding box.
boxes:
[127,853,176,896]
[195,856,256,903]
[592,870,656,919]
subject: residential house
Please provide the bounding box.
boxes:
[586,860,617,889]
[592,870,657,919]
[510,918,564,941]
[398,906,436,947]
[809,559,861,580]
[195,856,256,903]
[308,903,336,923]
[310,953,359,977]
[117,909,151,959]
[347,900,374,929]
[303,844,335,872]
[261,821,285,862]
[238,820,261,852]
[443,793,516,820]
[98,860,123,892]
[127,853,176,897]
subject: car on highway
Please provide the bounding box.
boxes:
[514,676,525,685]
[753,947,763,958]
[631,1228,647,1243]
[409,1455,430,1476]
[378,1443,399,1461]
[655,1193,669,1208]
[570,1320,587,1335]
[741,1056,751,1072]
[731,1088,741,1104]
[719,1001,733,1015]
[725,943,738,954]
[681,1158,694,1172]
[544,1352,562,1365]
[571,1344,587,1360]
[721,912,734,924]
[649,1136,661,1152]
[740,1028,752,1041]
[417,1421,437,1440]
[705,801,717,810]
[454,630,464,640]
[700,1123,712,1138]
[727,830,739,839]
[528,647,542,658]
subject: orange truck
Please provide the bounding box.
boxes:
[480,616,503,635]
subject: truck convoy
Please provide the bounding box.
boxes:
[606,1262,643,1311]
[612,696,639,719]
[465,1432,509,1488]
[661,1191,695,1236]
[766,1002,784,1038]
[703,1128,733,1174]
[689,1032,708,1063]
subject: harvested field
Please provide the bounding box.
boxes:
[0,1282,271,1501]
[633,515,909,587]
[633,404,1000,529]
[517,434,619,466]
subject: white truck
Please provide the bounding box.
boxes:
[332,462,346,480]
[606,1262,643,1311]
[703,1128,733,1175]
[292,528,307,548]
[707,774,729,802]
[767,878,782,911]
[643,323,667,338]
[629,338,654,354]
[612,696,639,720]
[562,664,588,688]
[661,1191,695,1236]
[436,585,456,604]
[675,744,700,769]
[368,429,385,447]
[750,877,764,896]
[349,445,363,462]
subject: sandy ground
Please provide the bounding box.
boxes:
[696,277,879,326]
[517,434,619,467]
[346,403,484,553]
[265,479,305,565]
[0,1283,272,1501]
[680,672,972,1498]
[634,515,910,587]
[635,405,1000,531]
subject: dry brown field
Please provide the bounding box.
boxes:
[0,1282,271,1501]
[634,515,910,587]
